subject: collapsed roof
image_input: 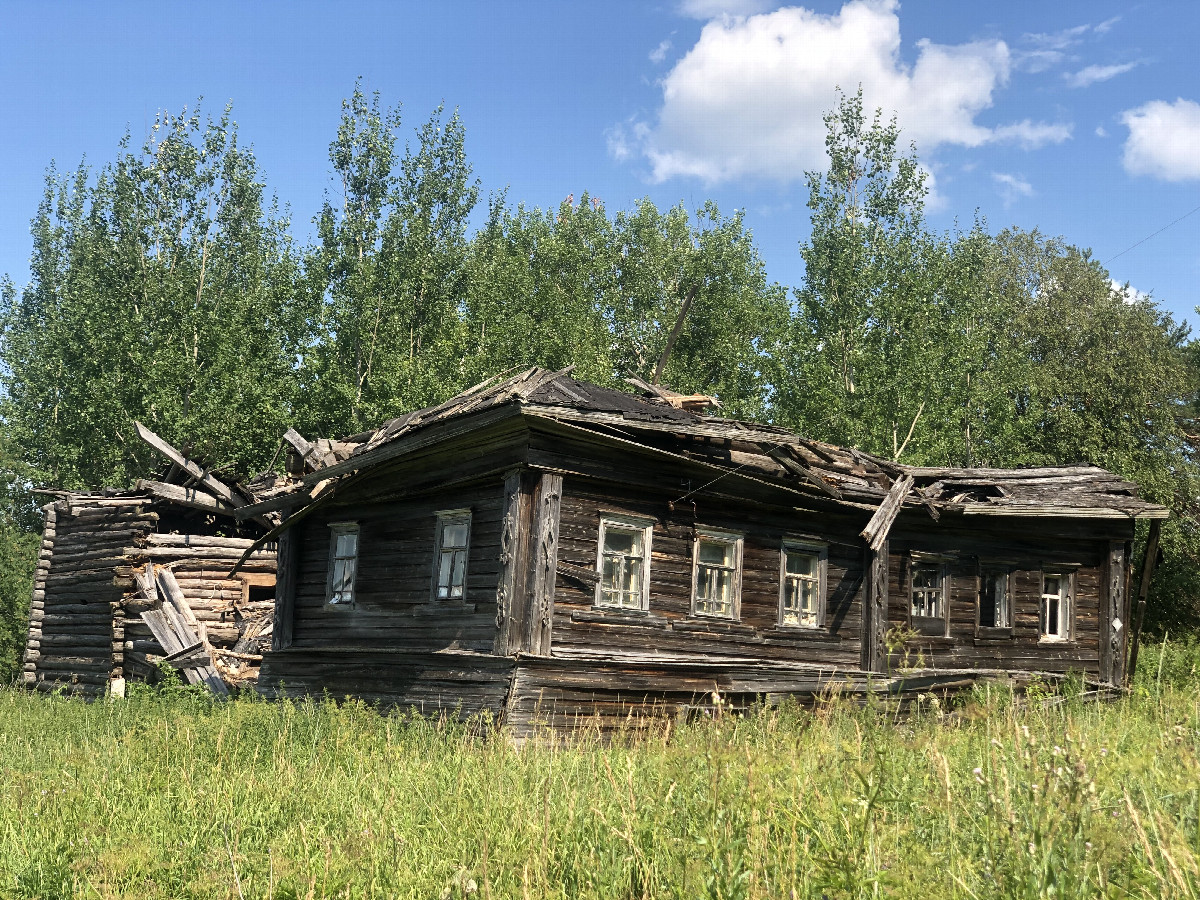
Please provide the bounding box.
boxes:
[235,366,1167,531]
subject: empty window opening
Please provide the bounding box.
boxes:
[979,569,1011,629]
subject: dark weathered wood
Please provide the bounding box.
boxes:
[1126,519,1161,685]
[860,542,889,674]
[135,480,236,516]
[523,473,562,657]
[494,470,528,656]
[134,421,245,507]
[1100,541,1127,685]
[272,520,299,652]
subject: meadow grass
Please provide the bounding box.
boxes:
[0,642,1197,899]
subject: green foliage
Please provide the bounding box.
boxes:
[299,85,480,436]
[0,674,1198,897]
[461,194,789,420]
[0,104,303,490]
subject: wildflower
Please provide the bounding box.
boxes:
[1085,842,1093,851]
[973,767,984,785]
[1100,747,1108,757]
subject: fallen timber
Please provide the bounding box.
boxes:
[24,422,281,696]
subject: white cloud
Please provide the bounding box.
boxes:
[623,0,1069,183]
[990,119,1073,149]
[677,0,774,19]
[1014,18,1121,73]
[650,38,673,63]
[1121,99,1200,181]
[1095,125,1107,138]
[1065,62,1137,89]
[1111,279,1151,305]
[992,172,1034,206]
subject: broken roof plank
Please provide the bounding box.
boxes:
[135,479,237,517]
[860,474,915,551]
[134,422,247,507]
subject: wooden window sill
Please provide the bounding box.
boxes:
[768,626,842,644]
[975,627,1013,643]
[904,635,956,647]
[673,618,755,635]
[572,608,667,626]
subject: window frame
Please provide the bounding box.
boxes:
[691,528,744,620]
[432,508,473,603]
[778,539,828,629]
[325,522,360,607]
[594,514,655,611]
[909,555,949,636]
[1039,570,1074,643]
[977,565,1013,633]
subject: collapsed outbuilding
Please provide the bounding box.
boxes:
[23,426,279,697]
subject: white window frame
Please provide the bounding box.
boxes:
[691,528,744,620]
[978,567,1012,630]
[595,514,654,611]
[432,509,472,602]
[1039,570,1073,642]
[910,558,948,635]
[779,540,827,628]
[325,522,360,606]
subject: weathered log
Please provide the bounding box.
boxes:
[134,480,236,517]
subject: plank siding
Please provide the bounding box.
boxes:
[284,478,507,654]
[549,480,865,669]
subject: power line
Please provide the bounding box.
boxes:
[1105,200,1200,266]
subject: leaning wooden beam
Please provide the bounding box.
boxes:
[153,566,228,697]
[282,428,320,472]
[1126,518,1162,685]
[134,422,247,507]
[860,474,915,551]
[134,479,237,517]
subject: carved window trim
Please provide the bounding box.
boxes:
[691,528,744,620]
[1039,570,1074,643]
[909,553,949,637]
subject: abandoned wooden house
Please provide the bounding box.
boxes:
[23,424,282,697]
[239,366,1167,733]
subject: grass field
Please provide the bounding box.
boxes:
[0,642,1198,899]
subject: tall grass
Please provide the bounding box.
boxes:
[0,645,1198,899]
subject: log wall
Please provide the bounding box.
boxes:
[279,478,507,653]
[884,520,1121,676]
[550,479,866,669]
[24,494,277,695]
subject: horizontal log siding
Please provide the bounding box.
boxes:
[261,649,514,717]
[550,481,865,668]
[27,499,157,696]
[288,479,506,653]
[886,522,1110,676]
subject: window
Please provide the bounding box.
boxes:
[326,523,359,605]
[433,510,471,601]
[693,530,743,619]
[1040,572,1071,641]
[979,568,1011,629]
[596,515,653,610]
[780,542,826,628]
[910,564,944,619]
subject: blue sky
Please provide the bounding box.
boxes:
[2,1,1198,327]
